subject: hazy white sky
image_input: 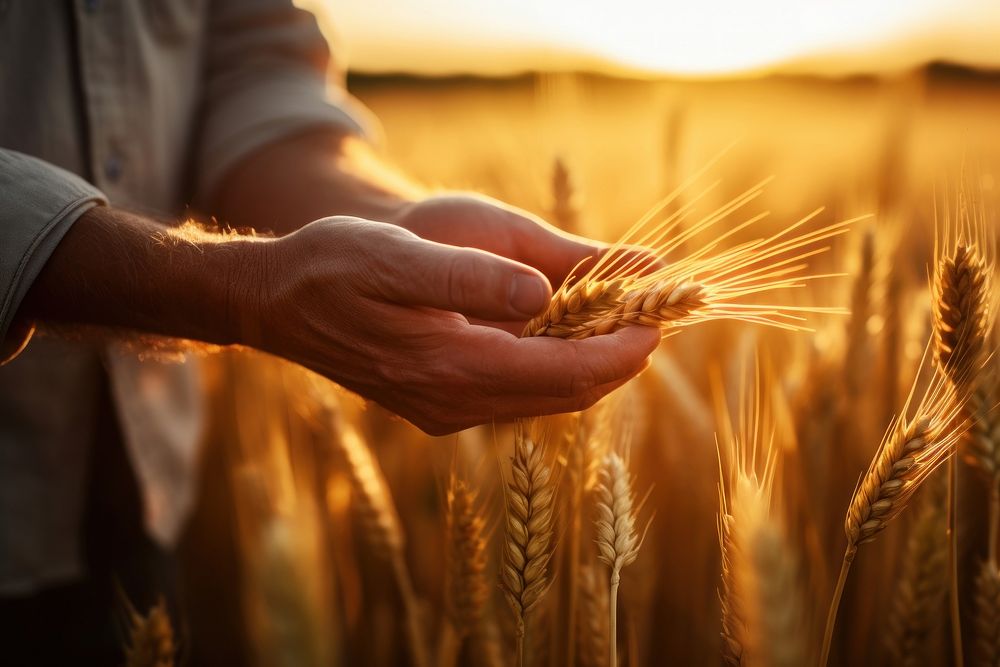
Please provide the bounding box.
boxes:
[305,0,1000,78]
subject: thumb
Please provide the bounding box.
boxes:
[388,237,552,320]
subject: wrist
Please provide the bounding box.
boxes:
[212,234,279,349]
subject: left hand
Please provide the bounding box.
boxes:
[392,193,605,294]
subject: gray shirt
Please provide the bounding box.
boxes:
[0,0,370,594]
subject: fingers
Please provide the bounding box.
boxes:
[465,317,528,336]
[502,209,606,286]
[503,210,663,285]
[381,237,553,321]
[401,327,657,434]
[492,355,653,421]
[463,324,661,401]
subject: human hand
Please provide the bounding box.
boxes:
[392,193,603,288]
[251,216,659,435]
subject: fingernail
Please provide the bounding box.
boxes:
[509,273,548,316]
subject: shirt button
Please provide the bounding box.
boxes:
[83,0,100,13]
[104,155,123,182]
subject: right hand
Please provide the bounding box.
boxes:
[247,216,660,435]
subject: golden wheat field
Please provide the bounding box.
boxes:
[151,70,1000,667]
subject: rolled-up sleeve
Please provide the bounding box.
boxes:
[196,0,378,200]
[0,149,106,358]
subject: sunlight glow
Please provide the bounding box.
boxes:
[312,0,1000,77]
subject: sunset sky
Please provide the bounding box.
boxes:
[309,0,1000,78]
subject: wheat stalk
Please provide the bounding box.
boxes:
[551,156,581,235]
[564,410,610,667]
[885,477,949,667]
[820,348,966,667]
[577,561,611,667]
[724,478,808,667]
[933,211,993,667]
[446,475,490,635]
[336,421,430,667]
[964,347,1000,567]
[252,512,335,667]
[469,613,506,667]
[972,560,1000,667]
[439,472,491,667]
[123,597,176,667]
[966,364,1000,479]
[594,451,645,667]
[523,178,861,339]
[716,364,806,667]
[502,424,556,667]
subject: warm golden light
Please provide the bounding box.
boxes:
[311,0,1000,77]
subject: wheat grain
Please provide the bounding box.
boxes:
[522,182,861,339]
[821,346,966,667]
[594,451,645,667]
[845,412,956,549]
[502,424,556,666]
[446,475,490,636]
[595,452,642,576]
[934,243,989,391]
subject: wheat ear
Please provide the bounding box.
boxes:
[523,178,861,339]
[337,423,430,667]
[551,156,581,235]
[502,424,556,667]
[934,230,992,667]
[820,349,966,667]
[885,478,949,666]
[972,560,1000,667]
[577,561,611,667]
[716,366,806,667]
[123,597,176,667]
[966,364,1000,564]
[594,452,644,667]
[722,478,808,667]
[934,243,989,391]
[439,473,490,667]
[565,411,608,667]
[961,334,1000,574]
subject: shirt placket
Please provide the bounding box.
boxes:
[73,0,135,203]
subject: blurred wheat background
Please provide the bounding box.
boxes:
[158,63,1000,666]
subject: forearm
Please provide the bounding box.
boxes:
[17,206,268,347]
[210,128,423,235]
